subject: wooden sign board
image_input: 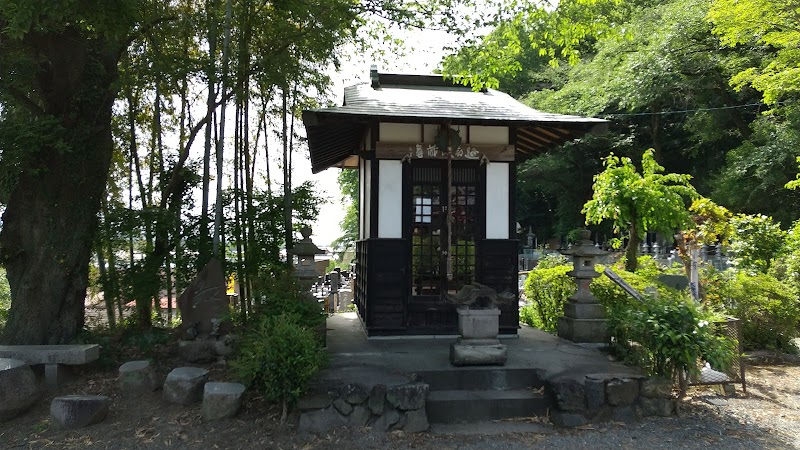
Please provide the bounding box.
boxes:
[375,142,515,162]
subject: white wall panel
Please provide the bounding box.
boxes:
[379,123,420,142]
[470,126,509,144]
[485,162,509,239]
[378,160,403,238]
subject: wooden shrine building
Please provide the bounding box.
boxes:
[302,69,607,336]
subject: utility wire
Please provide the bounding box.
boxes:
[598,102,770,118]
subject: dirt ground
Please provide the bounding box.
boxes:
[2,347,800,450]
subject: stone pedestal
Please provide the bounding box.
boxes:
[450,308,507,366]
[558,230,608,344]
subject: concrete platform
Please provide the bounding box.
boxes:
[324,313,638,382]
[320,313,643,426]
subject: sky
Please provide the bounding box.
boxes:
[296,30,460,247]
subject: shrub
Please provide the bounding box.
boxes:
[770,219,800,294]
[232,313,326,422]
[521,264,573,331]
[718,271,799,351]
[728,214,786,273]
[252,272,326,330]
[536,252,569,269]
[605,291,737,379]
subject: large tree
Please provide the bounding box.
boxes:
[0,0,483,344]
[0,1,143,344]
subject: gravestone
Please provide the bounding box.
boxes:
[657,274,690,291]
[177,258,229,338]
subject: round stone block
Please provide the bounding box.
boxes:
[50,395,109,429]
[0,358,39,422]
[163,367,209,405]
[119,360,161,395]
[202,382,245,421]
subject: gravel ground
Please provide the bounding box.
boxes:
[2,360,799,450]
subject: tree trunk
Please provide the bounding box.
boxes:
[213,0,234,258]
[201,0,219,264]
[625,221,640,273]
[0,30,119,344]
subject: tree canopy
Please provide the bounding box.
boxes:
[583,149,698,271]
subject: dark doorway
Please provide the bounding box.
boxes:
[407,160,480,332]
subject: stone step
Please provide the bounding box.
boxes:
[426,389,551,424]
[417,368,544,391]
[431,420,555,436]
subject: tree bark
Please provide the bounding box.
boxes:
[0,29,119,344]
[625,220,640,273]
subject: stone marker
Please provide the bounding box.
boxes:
[177,258,229,338]
[657,274,690,291]
[163,367,209,405]
[119,360,160,395]
[50,395,109,429]
[0,358,39,422]
[202,382,245,421]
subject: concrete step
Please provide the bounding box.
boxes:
[426,389,551,424]
[431,420,555,435]
[417,367,544,391]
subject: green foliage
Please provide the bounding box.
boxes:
[728,214,786,273]
[442,0,640,89]
[521,264,574,332]
[515,136,612,242]
[330,169,358,255]
[708,0,800,104]
[708,271,799,351]
[770,220,800,295]
[605,290,737,378]
[250,271,326,330]
[583,149,698,271]
[232,313,325,420]
[712,113,800,226]
[536,253,570,269]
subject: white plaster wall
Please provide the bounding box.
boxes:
[469,126,509,144]
[423,124,438,142]
[378,160,403,238]
[379,123,421,142]
[364,159,372,238]
[485,162,509,239]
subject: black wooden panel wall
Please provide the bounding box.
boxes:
[477,239,520,335]
[362,238,408,334]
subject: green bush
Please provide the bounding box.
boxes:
[536,252,569,269]
[716,271,799,351]
[604,291,737,379]
[729,214,786,273]
[521,264,573,332]
[252,272,326,330]
[232,313,326,422]
[770,219,800,294]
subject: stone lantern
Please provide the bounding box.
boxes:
[288,226,326,290]
[558,229,608,344]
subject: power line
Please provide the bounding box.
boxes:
[599,102,767,118]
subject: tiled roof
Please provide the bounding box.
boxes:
[302,72,608,173]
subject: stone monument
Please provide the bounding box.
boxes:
[176,258,234,362]
[558,230,608,344]
[446,282,516,366]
